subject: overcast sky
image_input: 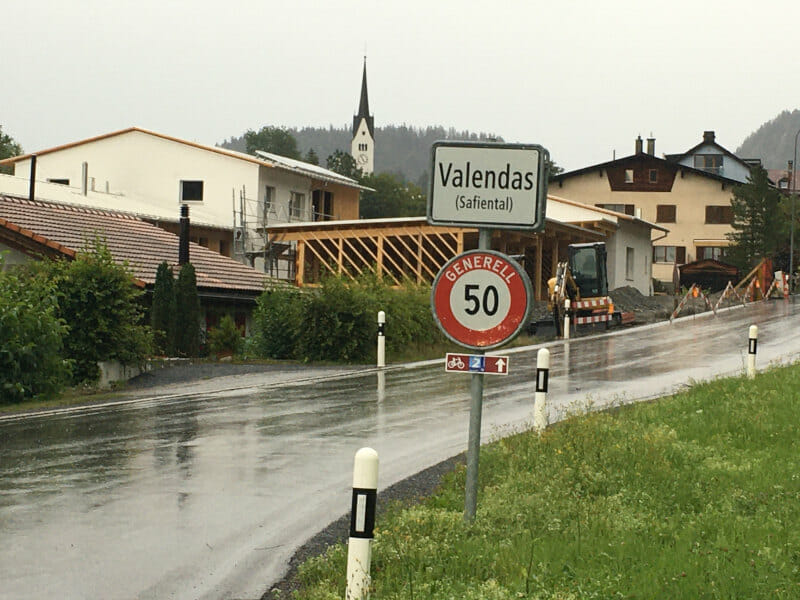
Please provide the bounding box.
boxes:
[4,0,800,171]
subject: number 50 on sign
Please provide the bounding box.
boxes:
[431,250,533,350]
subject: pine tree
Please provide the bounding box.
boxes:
[151,262,176,355]
[726,165,787,270]
[305,148,320,165]
[174,263,201,357]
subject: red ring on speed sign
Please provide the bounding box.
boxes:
[432,250,532,350]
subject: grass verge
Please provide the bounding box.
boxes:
[288,363,800,599]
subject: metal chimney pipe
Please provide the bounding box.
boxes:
[81,162,88,196]
[179,204,190,265]
[28,155,37,202]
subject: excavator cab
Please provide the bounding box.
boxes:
[568,242,608,300]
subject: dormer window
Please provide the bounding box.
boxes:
[694,154,723,175]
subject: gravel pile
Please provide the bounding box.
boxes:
[609,286,677,323]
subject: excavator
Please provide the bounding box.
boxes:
[530,242,629,337]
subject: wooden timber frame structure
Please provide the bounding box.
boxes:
[265,216,605,301]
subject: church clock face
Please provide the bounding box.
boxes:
[357,153,368,165]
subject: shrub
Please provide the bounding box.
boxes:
[207,314,242,356]
[248,274,444,364]
[297,276,374,362]
[0,264,70,403]
[249,286,306,359]
[44,241,153,383]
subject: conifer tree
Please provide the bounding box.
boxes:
[174,263,201,357]
[726,165,787,270]
[151,262,176,355]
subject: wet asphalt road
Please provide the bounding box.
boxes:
[1,299,799,600]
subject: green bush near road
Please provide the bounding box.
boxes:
[0,262,70,403]
[248,275,446,363]
[293,363,800,599]
[0,241,153,401]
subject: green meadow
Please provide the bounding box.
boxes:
[292,362,800,599]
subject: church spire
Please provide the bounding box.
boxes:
[357,57,370,119]
[353,57,374,138]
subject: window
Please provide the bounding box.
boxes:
[357,143,368,151]
[649,169,658,183]
[180,180,203,202]
[47,178,69,186]
[705,205,733,224]
[656,205,676,223]
[219,240,230,257]
[262,186,275,225]
[624,169,634,183]
[595,203,635,216]
[694,154,723,175]
[653,245,686,264]
[289,191,305,219]
[198,237,209,248]
[626,247,634,280]
[698,246,726,261]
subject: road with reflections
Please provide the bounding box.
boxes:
[1,299,799,599]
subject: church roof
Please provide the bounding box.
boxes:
[353,59,375,138]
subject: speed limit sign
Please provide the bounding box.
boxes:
[431,250,533,350]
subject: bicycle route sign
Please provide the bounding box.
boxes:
[431,249,533,350]
[445,353,510,375]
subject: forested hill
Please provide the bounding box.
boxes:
[736,109,800,170]
[219,125,503,186]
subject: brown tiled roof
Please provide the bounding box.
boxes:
[0,194,270,295]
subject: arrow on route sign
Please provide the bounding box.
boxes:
[432,249,533,350]
[445,353,509,375]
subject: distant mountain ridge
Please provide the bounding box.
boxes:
[737,110,800,171]
[219,125,503,186]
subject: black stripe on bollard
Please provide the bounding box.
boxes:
[349,488,377,538]
[377,323,385,336]
[536,368,549,393]
[749,338,757,355]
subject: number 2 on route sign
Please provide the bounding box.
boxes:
[432,249,533,350]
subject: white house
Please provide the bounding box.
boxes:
[547,195,667,295]
[0,127,368,274]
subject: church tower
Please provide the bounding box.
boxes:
[351,58,375,174]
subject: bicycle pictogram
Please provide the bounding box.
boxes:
[447,355,465,370]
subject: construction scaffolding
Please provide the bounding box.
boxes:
[232,186,296,280]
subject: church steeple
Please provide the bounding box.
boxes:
[351,57,375,174]
[353,58,374,137]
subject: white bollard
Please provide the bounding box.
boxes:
[533,348,550,433]
[563,299,571,340]
[377,311,386,368]
[747,325,758,379]
[346,447,379,600]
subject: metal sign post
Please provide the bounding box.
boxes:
[465,228,490,521]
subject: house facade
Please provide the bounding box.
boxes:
[551,135,752,285]
[547,195,666,295]
[0,127,366,274]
